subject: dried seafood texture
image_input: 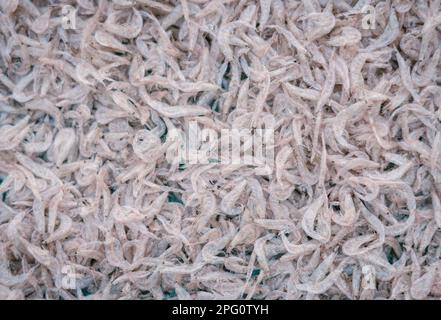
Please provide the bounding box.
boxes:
[0,0,441,301]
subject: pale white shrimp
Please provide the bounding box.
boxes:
[410,265,437,299]
[246,178,266,219]
[432,191,441,229]
[95,30,130,52]
[296,259,351,294]
[259,0,272,30]
[47,191,63,234]
[396,50,420,103]
[301,195,331,243]
[220,180,248,216]
[327,27,361,47]
[304,12,336,42]
[45,214,73,243]
[360,10,399,52]
[139,87,210,118]
[104,8,143,39]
